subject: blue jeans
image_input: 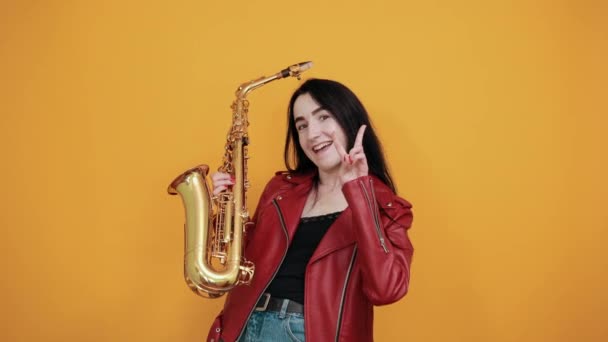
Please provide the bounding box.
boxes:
[237,304,305,342]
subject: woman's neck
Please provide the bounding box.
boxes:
[317,169,343,193]
[301,168,348,217]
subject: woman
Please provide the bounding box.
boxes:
[207,79,414,342]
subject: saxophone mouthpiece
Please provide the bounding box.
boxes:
[298,61,313,72]
[281,61,314,79]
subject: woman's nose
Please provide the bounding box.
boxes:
[306,121,321,139]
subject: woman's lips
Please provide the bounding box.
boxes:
[312,141,333,153]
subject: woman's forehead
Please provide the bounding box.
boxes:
[293,93,325,118]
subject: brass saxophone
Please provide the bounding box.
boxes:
[168,62,313,298]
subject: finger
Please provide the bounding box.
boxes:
[348,146,364,156]
[347,153,364,166]
[350,153,367,163]
[331,131,348,158]
[211,172,232,182]
[213,185,228,195]
[354,125,367,148]
[346,154,353,165]
[213,179,234,187]
[349,146,364,161]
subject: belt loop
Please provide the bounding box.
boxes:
[278,299,289,318]
[255,293,271,312]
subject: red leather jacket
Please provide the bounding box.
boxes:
[207,171,414,342]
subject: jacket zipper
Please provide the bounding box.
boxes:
[235,199,290,341]
[359,179,389,253]
[335,246,358,341]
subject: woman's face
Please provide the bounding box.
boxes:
[292,93,348,173]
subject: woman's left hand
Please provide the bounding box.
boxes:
[332,125,369,184]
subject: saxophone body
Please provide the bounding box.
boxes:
[168,62,313,298]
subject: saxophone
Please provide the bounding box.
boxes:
[167,62,313,298]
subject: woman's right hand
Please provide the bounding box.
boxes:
[210,172,234,195]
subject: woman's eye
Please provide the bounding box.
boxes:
[319,114,330,121]
[296,124,308,131]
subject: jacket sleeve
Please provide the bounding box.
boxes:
[342,175,414,305]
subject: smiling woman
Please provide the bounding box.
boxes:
[209,79,414,341]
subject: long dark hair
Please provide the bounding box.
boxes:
[284,78,396,192]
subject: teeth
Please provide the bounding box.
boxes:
[313,142,332,152]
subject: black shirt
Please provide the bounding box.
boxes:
[266,211,342,305]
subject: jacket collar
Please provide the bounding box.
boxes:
[274,170,316,187]
[274,170,396,208]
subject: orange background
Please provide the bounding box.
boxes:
[1,1,606,341]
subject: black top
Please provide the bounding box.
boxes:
[266,211,342,305]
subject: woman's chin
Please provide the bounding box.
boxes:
[314,160,341,174]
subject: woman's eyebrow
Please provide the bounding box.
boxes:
[311,107,326,115]
[311,106,326,115]
[294,107,326,123]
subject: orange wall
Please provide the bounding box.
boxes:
[1,1,606,341]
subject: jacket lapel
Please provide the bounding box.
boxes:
[308,207,356,264]
[272,177,310,241]
[308,176,394,264]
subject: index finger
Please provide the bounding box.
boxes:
[354,125,367,148]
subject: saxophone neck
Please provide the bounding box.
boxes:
[235,61,313,98]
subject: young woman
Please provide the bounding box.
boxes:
[207,79,414,342]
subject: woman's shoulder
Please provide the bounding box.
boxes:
[367,175,413,210]
[264,170,315,188]
[261,171,291,189]
[256,170,315,197]
[251,171,314,212]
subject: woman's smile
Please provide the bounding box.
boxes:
[312,141,333,153]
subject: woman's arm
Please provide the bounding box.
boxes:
[342,176,414,305]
